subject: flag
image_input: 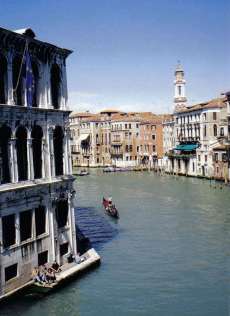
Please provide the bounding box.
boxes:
[25,51,35,107]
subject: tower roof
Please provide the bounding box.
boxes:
[175,61,184,73]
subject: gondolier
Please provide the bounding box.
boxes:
[102,197,119,219]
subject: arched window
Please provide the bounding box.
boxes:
[53,126,64,176]
[32,62,39,108]
[16,126,28,181]
[203,125,207,137]
[213,124,217,137]
[0,125,11,183]
[0,54,7,104]
[51,64,61,109]
[13,55,25,106]
[35,205,46,236]
[55,199,68,228]
[31,125,43,179]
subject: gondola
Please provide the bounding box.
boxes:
[102,197,119,219]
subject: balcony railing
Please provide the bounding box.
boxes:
[166,152,196,159]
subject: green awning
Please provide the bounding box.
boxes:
[175,144,199,151]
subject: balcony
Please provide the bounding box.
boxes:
[110,149,123,157]
[111,139,122,145]
[166,152,196,159]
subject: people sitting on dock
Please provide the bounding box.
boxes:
[32,264,58,285]
[52,261,62,273]
[76,253,87,264]
[46,268,56,284]
[32,267,43,284]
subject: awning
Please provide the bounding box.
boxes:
[77,134,90,145]
[174,144,199,151]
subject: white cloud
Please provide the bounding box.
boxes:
[68,90,173,114]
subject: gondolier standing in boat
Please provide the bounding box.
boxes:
[102,197,119,219]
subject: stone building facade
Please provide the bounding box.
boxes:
[70,111,165,168]
[163,63,229,181]
[0,27,77,298]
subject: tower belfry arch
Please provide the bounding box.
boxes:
[174,62,187,112]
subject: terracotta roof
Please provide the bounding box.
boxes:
[100,109,122,114]
[70,112,96,118]
[175,97,227,114]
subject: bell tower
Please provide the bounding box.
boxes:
[174,62,187,111]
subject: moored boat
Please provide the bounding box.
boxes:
[74,169,89,176]
[102,197,119,219]
[103,167,116,173]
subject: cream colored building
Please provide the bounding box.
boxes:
[163,64,229,180]
[0,27,77,299]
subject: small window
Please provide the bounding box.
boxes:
[38,250,48,266]
[213,112,217,120]
[56,200,68,228]
[222,153,227,161]
[213,124,217,137]
[205,155,208,162]
[20,210,32,242]
[5,263,17,282]
[60,242,69,256]
[152,135,156,140]
[2,214,16,248]
[35,206,46,236]
[203,125,207,137]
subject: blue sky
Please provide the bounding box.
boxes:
[1,0,229,113]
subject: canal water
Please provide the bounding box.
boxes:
[1,170,229,316]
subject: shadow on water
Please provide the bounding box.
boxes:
[0,206,118,315]
[75,206,119,251]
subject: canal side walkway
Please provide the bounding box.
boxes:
[0,248,100,303]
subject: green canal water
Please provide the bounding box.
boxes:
[1,170,230,316]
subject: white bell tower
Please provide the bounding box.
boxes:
[174,62,187,111]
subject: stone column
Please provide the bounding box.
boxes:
[36,63,43,108]
[68,193,77,256]
[31,208,36,239]
[63,130,67,175]
[41,138,46,179]
[48,127,55,178]
[7,51,14,105]
[67,132,72,175]
[61,62,68,110]
[49,203,56,262]
[44,62,51,109]
[0,217,2,253]
[10,138,18,183]
[15,213,20,245]
[27,138,34,180]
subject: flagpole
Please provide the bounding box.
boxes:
[13,39,28,99]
